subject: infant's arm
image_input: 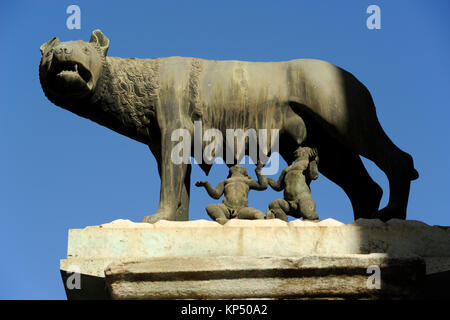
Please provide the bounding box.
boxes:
[249,164,269,190]
[195,180,225,199]
[268,170,286,191]
[307,157,319,180]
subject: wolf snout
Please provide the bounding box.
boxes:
[53,44,73,56]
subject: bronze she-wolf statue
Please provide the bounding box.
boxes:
[39,29,418,223]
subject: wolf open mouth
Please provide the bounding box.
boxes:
[52,61,92,85]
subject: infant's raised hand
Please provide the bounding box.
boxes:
[195,181,207,187]
[255,161,264,172]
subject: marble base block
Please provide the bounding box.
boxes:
[60,218,450,299]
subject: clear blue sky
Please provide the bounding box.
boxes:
[1,0,449,299]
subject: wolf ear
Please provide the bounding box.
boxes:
[90,29,109,56]
[40,36,60,55]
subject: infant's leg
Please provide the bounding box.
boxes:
[206,204,231,225]
[237,207,266,220]
[298,196,319,221]
[267,198,290,222]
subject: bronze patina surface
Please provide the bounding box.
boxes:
[39,30,418,223]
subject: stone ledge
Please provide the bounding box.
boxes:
[66,218,450,260]
[104,254,425,299]
[87,217,444,229]
[60,218,450,299]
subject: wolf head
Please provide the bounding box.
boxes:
[39,30,109,105]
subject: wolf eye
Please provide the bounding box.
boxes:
[46,49,52,57]
[83,47,90,55]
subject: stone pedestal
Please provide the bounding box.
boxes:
[60,218,450,299]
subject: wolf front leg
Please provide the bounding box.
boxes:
[142,126,191,223]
